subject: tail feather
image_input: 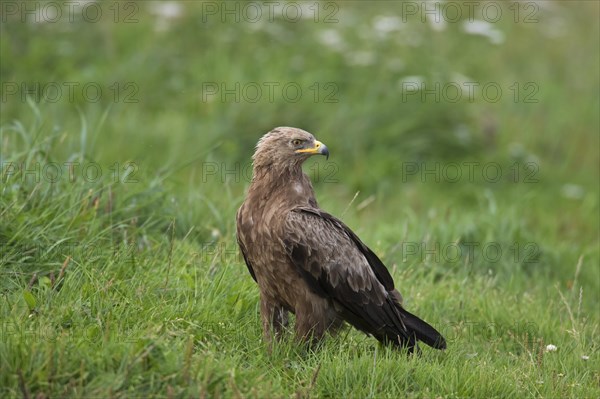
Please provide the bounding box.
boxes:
[398,306,446,349]
[339,298,446,351]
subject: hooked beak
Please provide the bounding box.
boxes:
[295,140,330,160]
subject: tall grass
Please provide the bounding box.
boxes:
[1,1,598,397]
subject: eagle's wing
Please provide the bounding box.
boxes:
[282,207,413,345]
[236,207,257,282]
[282,207,445,349]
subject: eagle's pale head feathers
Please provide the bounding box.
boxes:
[252,127,329,170]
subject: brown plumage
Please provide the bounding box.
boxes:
[236,127,446,352]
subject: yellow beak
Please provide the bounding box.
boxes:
[295,140,330,159]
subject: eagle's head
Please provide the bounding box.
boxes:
[252,127,329,170]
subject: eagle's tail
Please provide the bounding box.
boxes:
[343,299,446,352]
[396,306,446,350]
[372,300,446,352]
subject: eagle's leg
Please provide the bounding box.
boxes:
[260,295,289,346]
[272,305,289,337]
[294,298,332,347]
[295,313,327,348]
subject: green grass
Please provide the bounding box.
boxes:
[1,1,599,398]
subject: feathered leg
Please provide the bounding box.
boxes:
[260,295,289,349]
[294,296,337,347]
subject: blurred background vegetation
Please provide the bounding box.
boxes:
[2,0,597,276]
[0,1,598,396]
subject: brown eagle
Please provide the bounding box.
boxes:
[236,127,446,352]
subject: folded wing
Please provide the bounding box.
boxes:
[282,207,446,350]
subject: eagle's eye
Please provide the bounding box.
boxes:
[291,139,303,146]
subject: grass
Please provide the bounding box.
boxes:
[1,1,599,398]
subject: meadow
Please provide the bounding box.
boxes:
[1,1,599,397]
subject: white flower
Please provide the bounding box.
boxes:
[373,16,403,36]
[149,1,183,32]
[398,75,425,91]
[317,29,345,51]
[561,184,585,200]
[149,1,183,19]
[462,20,505,45]
[581,355,589,361]
[545,344,557,352]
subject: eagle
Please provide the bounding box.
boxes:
[236,127,446,352]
